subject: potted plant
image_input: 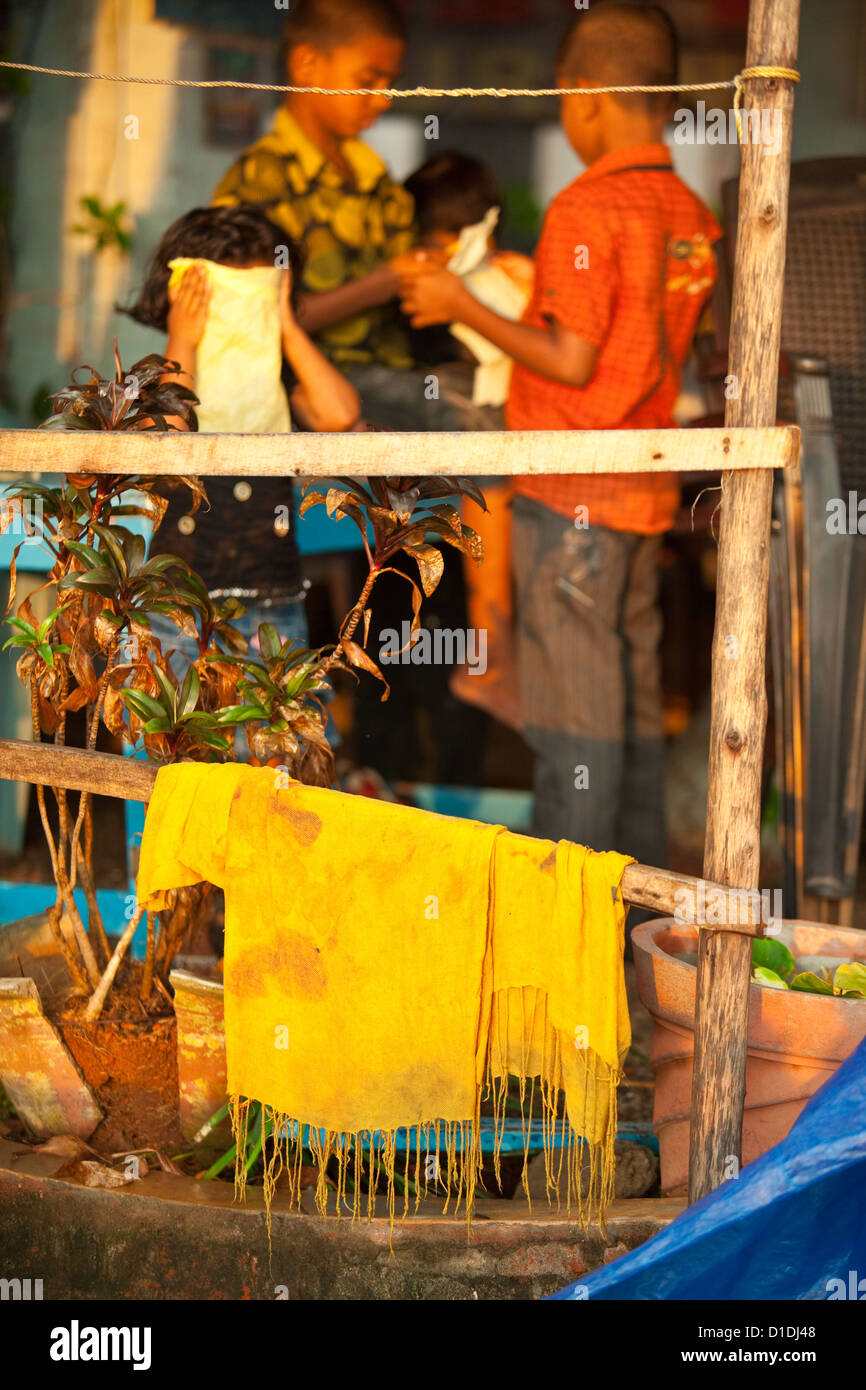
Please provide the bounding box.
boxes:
[0,343,485,1151]
[632,915,866,1193]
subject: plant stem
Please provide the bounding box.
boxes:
[321,567,379,675]
[69,638,117,890]
[29,673,101,989]
[198,1103,260,1181]
[78,825,110,966]
[45,902,89,995]
[140,911,156,1002]
[83,904,144,1022]
[191,1100,230,1146]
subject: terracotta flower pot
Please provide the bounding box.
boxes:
[0,913,179,1149]
[170,968,230,1142]
[632,917,866,1194]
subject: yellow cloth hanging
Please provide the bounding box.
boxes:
[136,763,632,1228]
[167,258,290,434]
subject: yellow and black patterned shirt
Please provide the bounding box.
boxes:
[213,107,416,368]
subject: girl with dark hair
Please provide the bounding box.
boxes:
[121,203,360,673]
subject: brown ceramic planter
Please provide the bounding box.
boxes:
[169,967,230,1142]
[632,917,866,1194]
[0,915,190,1148]
[0,914,102,1139]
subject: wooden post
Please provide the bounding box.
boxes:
[686,0,800,1206]
[688,0,801,1203]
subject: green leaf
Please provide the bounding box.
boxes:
[141,716,172,734]
[120,688,168,721]
[455,476,488,511]
[833,962,866,999]
[751,938,794,979]
[140,552,189,576]
[126,532,147,576]
[178,663,200,718]
[790,971,834,996]
[5,617,38,638]
[58,574,117,598]
[753,966,789,990]
[39,413,102,433]
[97,609,124,631]
[216,704,270,725]
[152,665,178,710]
[38,606,68,639]
[198,730,231,751]
[257,623,281,661]
[37,643,55,667]
[63,539,103,569]
[93,523,128,580]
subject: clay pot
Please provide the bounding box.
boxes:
[0,913,180,1149]
[170,968,230,1142]
[632,917,866,1194]
[0,914,102,1139]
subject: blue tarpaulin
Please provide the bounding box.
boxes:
[550,1034,866,1301]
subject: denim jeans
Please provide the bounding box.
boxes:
[149,591,309,679]
[511,495,667,870]
[147,590,337,759]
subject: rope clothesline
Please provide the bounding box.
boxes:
[0,59,800,101]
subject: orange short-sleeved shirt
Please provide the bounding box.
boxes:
[507,144,722,534]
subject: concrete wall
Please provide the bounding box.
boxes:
[6,0,277,420]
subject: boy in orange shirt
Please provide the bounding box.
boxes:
[399,3,721,868]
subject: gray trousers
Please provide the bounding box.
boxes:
[511,495,668,869]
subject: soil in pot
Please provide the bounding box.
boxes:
[46,958,182,1153]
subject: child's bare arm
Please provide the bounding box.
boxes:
[282,272,361,432]
[294,263,399,336]
[399,264,599,389]
[160,263,210,429]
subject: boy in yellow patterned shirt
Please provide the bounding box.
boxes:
[213,0,435,426]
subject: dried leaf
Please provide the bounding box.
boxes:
[163,606,198,639]
[37,663,62,702]
[387,485,420,523]
[250,725,299,764]
[13,1133,104,1162]
[37,693,60,734]
[67,622,99,703]
[102,683,129,740]
[340,639,391,701]
[404,543,445,598]
[15,649,35,684]
[325,488,352,518]
[93,609,120,651]
[432,503,464,538]
[53,1158,147,1187]
[297,743,335,790]
[4,540,23,614]
[298,490,327,517]
[110,1147,182,1176]
[379,567,423,637]
[17,593,38,631]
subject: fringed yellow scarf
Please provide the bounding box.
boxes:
[136,764,632,1231]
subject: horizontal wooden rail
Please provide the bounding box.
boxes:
[0,738,158,803]
[0,425,799,478]
[0,738,766,934]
